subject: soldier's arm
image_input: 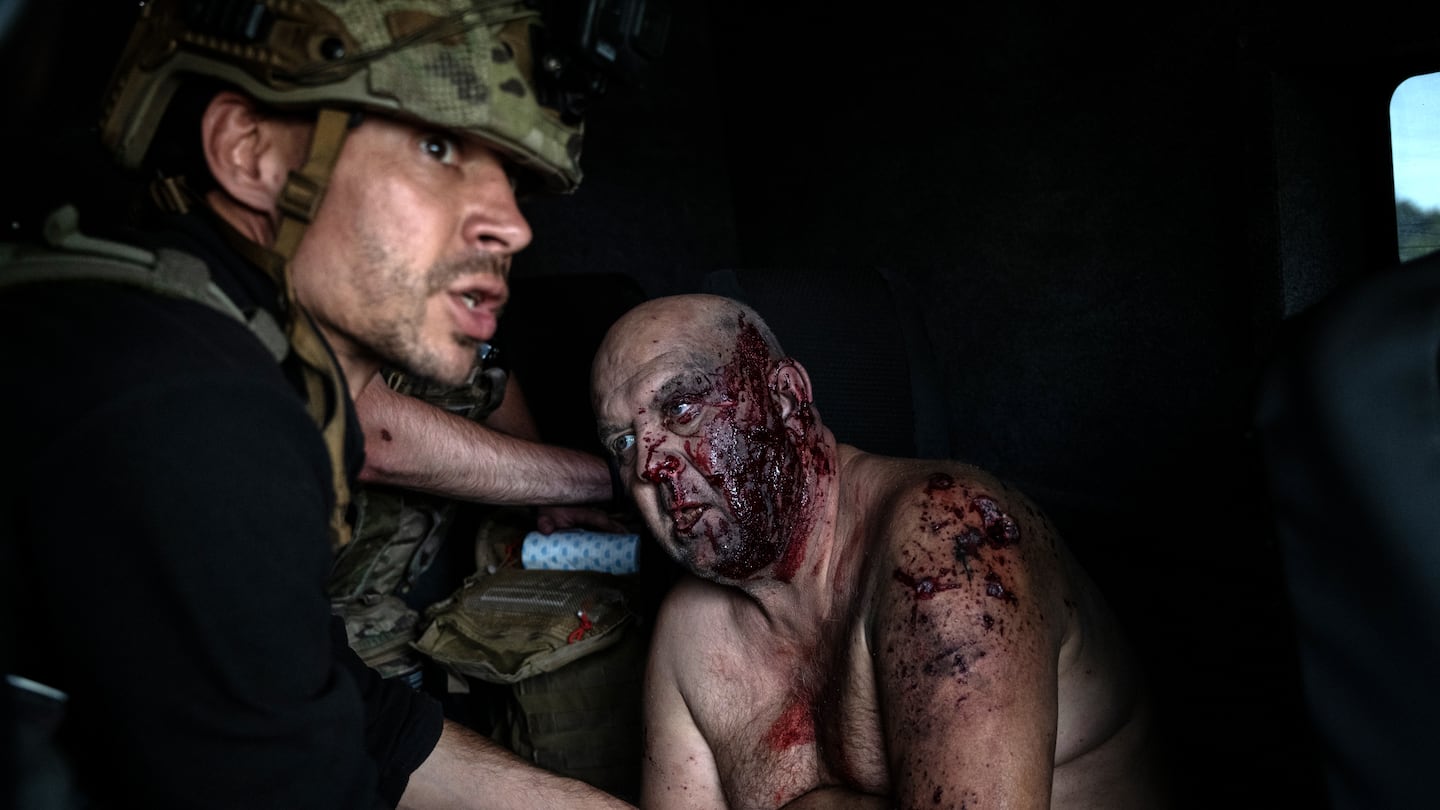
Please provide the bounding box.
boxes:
[354,371,613,506]
[401,719,634,809]
[485,373,628,532]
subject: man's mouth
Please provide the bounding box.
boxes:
[449,294,497,341]
[448,279,507,341]
[671,504,706,534]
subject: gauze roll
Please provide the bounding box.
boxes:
[520,530,640,575]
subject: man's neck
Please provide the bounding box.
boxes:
[738,439,862,641]
[205,189,276,246]
[205,189,376,400]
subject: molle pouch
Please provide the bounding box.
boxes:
[333,593,425,687]
[328,487,452,601]
[491,625,647,801]
[329,487,451,686]
[412,569,637,685]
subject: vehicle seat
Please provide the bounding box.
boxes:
[495,271,652,457]
[1253,250,1440,810]
[698,265,950,459]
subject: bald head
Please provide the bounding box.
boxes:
[590,293,832,583]
[591,294,784,409]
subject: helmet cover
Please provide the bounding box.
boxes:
[100,0,582,191]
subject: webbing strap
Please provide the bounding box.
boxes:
[0,247,289,362]
[272,107,356,550]
[272,107,352,266]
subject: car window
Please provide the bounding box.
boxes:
[1391,71,1440,262]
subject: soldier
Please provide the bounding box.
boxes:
[0,1,634,807]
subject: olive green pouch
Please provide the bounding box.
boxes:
[413,568,637,685]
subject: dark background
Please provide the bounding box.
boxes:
[7,2,1440,807]
[506,8,1437,803]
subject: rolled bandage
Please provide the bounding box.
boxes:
[520,530,640,575]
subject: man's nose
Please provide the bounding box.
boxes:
[461,153,533,255]
[641,450,683,485]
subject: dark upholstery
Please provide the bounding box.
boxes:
[699,266,950,460]
[494,272,651,456]
[1254,251,1440,810]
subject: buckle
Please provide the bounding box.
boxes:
[278,170,325,224]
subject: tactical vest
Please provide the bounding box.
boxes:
[0,206,288,360]
[326,366,510,686]
[329,364,647,803]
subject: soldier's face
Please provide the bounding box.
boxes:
[290,115,531,388]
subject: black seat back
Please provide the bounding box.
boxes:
[698,266,949,459]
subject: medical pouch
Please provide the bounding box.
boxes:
[413,568,637,685]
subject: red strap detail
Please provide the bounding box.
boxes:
[567,610,594,644]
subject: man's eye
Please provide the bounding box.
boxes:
[610,434,636,456]
[420,133,460,165]
[666,400,698,424]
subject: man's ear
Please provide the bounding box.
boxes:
[200,91,307,216]
[769,359,814,424]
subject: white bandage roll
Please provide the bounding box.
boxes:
[520,530,640,575]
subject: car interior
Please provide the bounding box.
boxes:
[5,1,1440,808]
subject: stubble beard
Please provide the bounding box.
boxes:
[354,236,508,385]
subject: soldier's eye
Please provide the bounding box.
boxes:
[420,133,460,165]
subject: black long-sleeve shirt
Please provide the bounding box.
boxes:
[0,211,443,808]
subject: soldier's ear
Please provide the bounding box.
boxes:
[200,91,309,216]
[769,359,814,424]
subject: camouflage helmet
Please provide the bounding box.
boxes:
[99,0,583,192]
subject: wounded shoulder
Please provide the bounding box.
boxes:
[874,463,1068,646]
[901,464,1057,568]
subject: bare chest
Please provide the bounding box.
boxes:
[693,627,891,809]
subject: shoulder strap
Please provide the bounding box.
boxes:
[0,206,288,361]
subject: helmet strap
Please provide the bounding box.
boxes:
[272,105,357,550]
[149,175,195,216]
[144,105,358,549]
[272,107,353,265]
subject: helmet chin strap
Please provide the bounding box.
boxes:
[268,106,358,550]
[145,105,358,549]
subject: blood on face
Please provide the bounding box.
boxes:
[652,314,832,581]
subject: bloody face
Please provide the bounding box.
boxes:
[597,312,826,583]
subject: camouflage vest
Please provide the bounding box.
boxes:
[326,366,509,685]
[327,365,647,802]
